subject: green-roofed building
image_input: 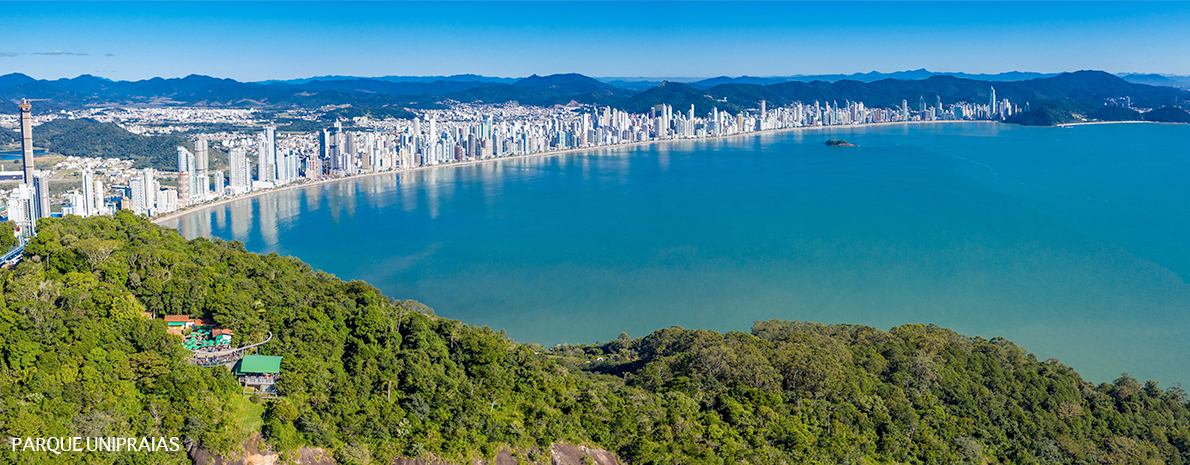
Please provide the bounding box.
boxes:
[235,355,282,376]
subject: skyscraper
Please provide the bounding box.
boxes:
[989,86,997,118]
[257,129,274,183]
[18,101,35,193]
[32,174,49,222]
[177,146,196,205]
[212,171,225,196]
[81,169,95,217]
[130,175,148,215]
[16,100,48,235]
[230,147,251,189]
[196,136,208,175]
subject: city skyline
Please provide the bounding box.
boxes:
[2,2,1189,81]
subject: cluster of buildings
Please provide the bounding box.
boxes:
[5,100,52,240]
[313,89,1017,177]
[5,88,1021,233]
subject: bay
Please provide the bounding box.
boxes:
[164,122,1190,385]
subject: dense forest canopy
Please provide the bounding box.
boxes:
[30,118,195,170]
[1,213,1188,464]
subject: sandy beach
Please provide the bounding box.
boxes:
[1055,120,1159,127]
[152,119,986,225]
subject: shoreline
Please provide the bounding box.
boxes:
[1055,120,1160,127]
[153,119,990,225]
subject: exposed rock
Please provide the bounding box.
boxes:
[189,434,333,465]
[193,440,619,465]
[550,443,622,465]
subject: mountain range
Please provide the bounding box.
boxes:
[1,70,1188,124]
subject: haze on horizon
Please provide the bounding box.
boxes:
[1,1,1188,81]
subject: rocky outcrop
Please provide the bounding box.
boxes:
[549,443,621,465]
[189,434,333,465]
[191,439,620,465]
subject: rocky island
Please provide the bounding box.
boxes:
[826,139,858,146]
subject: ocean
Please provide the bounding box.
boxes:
[163,122,1190,385]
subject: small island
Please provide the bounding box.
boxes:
[826,139,857,147]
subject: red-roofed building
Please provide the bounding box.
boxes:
[213,328,234,344]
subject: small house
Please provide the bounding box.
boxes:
[212,328,234,344]
[236,355,282,397]
[164,314,193,328]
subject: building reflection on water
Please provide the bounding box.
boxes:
[165,145,649,250]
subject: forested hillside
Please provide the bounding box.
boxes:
[30,118,192,170]
[2,213,1188,464]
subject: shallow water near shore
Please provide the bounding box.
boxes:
[165,122,1190,385]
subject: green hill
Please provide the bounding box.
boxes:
[32,118,195,170]
[1004,100,1086,126]
[2,213,1188,464]
[1144,106,1190,123]
[1087,105,1142,122]
[615,81,739,115]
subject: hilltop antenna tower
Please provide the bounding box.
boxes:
[15,99,49,236]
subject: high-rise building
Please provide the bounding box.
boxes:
[177,146,196,205]
[177,172,190,205]
[93,176,105,216]
[989,86,997,118]
[18,101,35,194]
[16,100,49,235]
[212,171,225,196]
[32,174,50,221]
[130,175,148,215]
[229,147,251,189]
[305,154,322,179]
[196,173,210,200]
[257,131,273,183]
[6,184,36,236]
[196,136,208,175]
[81,170,95,217]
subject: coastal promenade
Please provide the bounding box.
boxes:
[152,119,985,225]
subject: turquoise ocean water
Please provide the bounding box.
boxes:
[165,122,1190,385]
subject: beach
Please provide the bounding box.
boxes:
[152,119,984,225]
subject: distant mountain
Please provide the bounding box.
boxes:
[258,74,517,86]
[49,74,118,95]
[616,81,739,115]
[0,80,89,112]
[0,73,37,89]
[287,79,494,97]
[682,69,1190,91]
[511,73,631,98]
[689,76,790,89]
[779,69,1061,84]
[600,79,664,91]
[688,71,1187,112]
[1117,73,1190,90]
[2,71,1187,129]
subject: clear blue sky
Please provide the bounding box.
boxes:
[1,2,1187,81]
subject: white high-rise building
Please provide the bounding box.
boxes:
[196,173,210,201]
[80,169,95,217]
[212,171,225,196]
[230,147,251,190]
[130,175,148,215]
[6,184,36,237]
[257,131,273,183]
[196,137,208,175]
[989,86,997,118]
[177,146,197,205]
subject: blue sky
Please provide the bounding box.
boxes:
[1,2,1187,81]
